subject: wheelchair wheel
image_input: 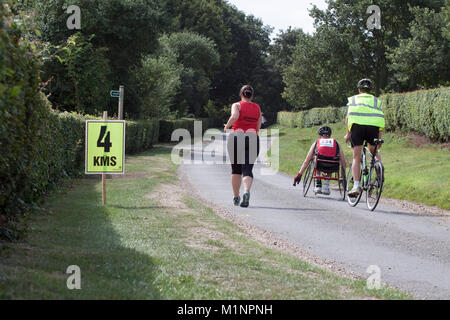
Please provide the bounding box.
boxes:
[303,161,314,197]
[347,164,362,207]
[338,166,346,201]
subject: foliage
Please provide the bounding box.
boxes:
[156,32,220,117]
[278,87,450,142]
[277,107,346,128]
[158,118,213,142]
[131,53,182,119]
[28,0,165,115]
[57,33,112,115]
[0,2,48,218]
[388,3,450,90]
[204,100,229,126]
[282,0,447,110]
[383,87,449,141]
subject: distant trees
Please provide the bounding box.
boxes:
[281,0,449,111]
[12,0,450,118]
[388,4,450,90]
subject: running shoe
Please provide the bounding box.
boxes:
[240,192,250,208]
[233,196,240,206]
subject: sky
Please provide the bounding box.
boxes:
[227,0,328,37]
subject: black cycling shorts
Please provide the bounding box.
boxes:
[227,133,260,178]
[350,124,379,147]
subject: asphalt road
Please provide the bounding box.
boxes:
[179,133,450,299]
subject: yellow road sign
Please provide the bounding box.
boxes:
[85,120,126,174]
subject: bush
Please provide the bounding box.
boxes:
[382,87,449,141]
[159,118,213,142]
[278,107,345,128]
[277,112,301,128]
[126,119,160,154]
[278,87,449,142]
[0,2,50,218]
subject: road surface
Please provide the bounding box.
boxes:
[179,132,450,299]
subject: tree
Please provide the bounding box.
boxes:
[59,33,112,115]
[157,32,220,116]
[131,53,182,119]
[282,0,447,110]
[388,3,450,90]
[28,0,166,116]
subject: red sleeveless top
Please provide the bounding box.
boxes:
[315,138,339,158]
[232,101,261,133]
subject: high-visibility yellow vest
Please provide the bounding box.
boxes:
[347,93,385,131]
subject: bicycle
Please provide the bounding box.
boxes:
[346,139,384,211]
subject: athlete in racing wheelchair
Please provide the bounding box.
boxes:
[293,126,347,196]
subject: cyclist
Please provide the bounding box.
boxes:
[344,79,385,197]
[293,126,346,195]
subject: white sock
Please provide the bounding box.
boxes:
[354,181,360,187]
[324,181,330,186]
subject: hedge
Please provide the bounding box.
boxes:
[159,118,214,142]
[383,88,449,142]
[278,107,346,129]
[278,87,449,142]
[1,102,160,220]
[1,2,51,219]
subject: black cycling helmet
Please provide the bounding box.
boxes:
[318,126,332,137]
[357,78,373,90]
[239,85,254,99]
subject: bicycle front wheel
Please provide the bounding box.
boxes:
[347,164,362,207]
[303,161,314,197]
[366,161,384,211]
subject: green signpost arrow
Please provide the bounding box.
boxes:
[110,90,120,98]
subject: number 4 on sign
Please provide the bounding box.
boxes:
[97,126,112,152]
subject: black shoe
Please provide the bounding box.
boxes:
[233,197,240,206]
[240,192,250,208]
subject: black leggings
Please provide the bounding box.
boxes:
[227,133,260,178]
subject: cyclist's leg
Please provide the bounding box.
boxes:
[367,126,381,162]
[350,125,364,182]
[352,146,362,182]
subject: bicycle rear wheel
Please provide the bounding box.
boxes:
[303,161,314,197]
[347,164,362,207]
[366,161,384,211]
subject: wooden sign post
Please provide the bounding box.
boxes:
[102,111,107,205]
[85,112,126,206]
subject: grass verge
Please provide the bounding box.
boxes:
[0,147,410,299]
[268,124,449,210]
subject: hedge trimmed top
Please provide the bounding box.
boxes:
[278,87,449,142]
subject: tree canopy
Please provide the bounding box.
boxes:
[13,0,450,117]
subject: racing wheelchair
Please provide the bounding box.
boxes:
[302,153,347,200]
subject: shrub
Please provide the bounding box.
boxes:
[382,87,449,141]
[278,87,449,142]
[278,107,345,128]
[126,119,160,154]
[159,118,213,142]
[0,2,50,218]
[277,112,301,128]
